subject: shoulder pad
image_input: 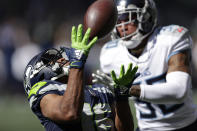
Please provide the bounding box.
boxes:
[160,25,188,36]
[28,80,64,99]
[28,80,65,108]
[103,40,119,49]
[28,81,47,99]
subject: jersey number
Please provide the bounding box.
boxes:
[134,73,183,119]
[136,99,184,119]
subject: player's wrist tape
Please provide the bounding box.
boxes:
[62,47,87,69]
[69,48,87,69]
[70,60,86,69]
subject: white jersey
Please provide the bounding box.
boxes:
[100,25,197,131]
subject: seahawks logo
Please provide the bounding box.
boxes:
[24,65,33,94]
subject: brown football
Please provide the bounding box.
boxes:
[84,0,117,39]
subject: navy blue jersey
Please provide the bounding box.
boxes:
[27,80,114,131]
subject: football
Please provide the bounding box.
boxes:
[83,0,117,39]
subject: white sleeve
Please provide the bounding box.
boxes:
[140,71,191,104]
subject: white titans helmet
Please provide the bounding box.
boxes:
[112,0,158,49]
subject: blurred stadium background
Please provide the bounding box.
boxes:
[0,0,197,130]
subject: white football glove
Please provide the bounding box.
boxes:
[92,70,115,94]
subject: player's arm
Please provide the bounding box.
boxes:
[130,35,192,104]
[40,68,84,123]
[167,50,190,74]
[113,100,134,131]
[111,64,137,131]
[40,24,98,124]
[129,51,191,100]
[92,64,136,130]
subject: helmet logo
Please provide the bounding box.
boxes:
[24,65,33,94]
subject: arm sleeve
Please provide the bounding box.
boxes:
[140,71,191,104]
[139,26,193,104]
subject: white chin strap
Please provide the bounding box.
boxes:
[122,31,150,49]
[122,38,142,49]
[122,33,143,49]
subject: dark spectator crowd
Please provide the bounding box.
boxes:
[0,0,197,94]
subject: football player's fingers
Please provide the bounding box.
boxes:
[82,28,91,46]
[92,79,98,83]
[96,70,113,82]
[92,73,99,80]
[134,72,140,79]
[71,26,77,45]
[109,82,115,87]
[96,70,100,73]
[92,73,96,77]
[131,66,138,78]
[96,70,101,75]
[97,70,102,75]
[119,65,125,79]
[88,36,98,49]
[126,63,133,76]
[93,73,104,81]
[96,70,106,79]
[77,24,83,43]
[111,70,117,82]
[105,74,112,81]
[97,70,108,78]
[98,70,108,78]
[103,74,113,81]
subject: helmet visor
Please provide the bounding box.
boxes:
[117,10,137,26]
[41,48,63,66]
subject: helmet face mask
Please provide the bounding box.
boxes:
[23,48,69,94]
[112,0,157,49]
[41,49,63,67]
[117,10,137,25]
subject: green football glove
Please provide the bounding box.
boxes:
[111,63,138,100]
[63,24,98,68]
[71,24,98,56]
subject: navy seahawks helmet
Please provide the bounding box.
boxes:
[23,48,69,94]
[112,0,157,49]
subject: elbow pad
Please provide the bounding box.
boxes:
[140,71,191,104]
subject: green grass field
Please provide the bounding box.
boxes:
[0,94,44,131]
[0,90,197,131]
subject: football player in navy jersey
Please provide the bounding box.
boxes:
[23,24,135,131]
[92,0,197,131]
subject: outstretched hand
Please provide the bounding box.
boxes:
[62,24,98,69]
[71,24,98,56]
[111,63,138,86]
[111,63,138,100]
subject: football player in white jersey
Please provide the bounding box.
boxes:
[93,0,197,130]
[23,24,135,131]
